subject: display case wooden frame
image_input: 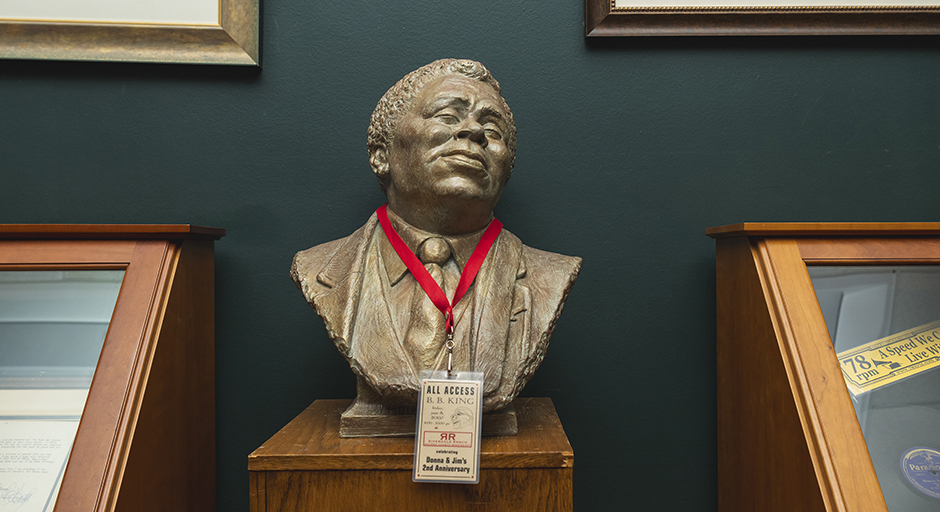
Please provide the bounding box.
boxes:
[707,222,940,512]
[587,0,940,36]
[0,224,224,512]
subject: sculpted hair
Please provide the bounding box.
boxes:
[367,59,517,192]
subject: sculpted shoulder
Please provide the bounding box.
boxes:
[290,217,377,297]
[520,244,582,292]
[518,243,582,341]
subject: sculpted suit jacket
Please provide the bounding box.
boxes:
[292,212,581,411]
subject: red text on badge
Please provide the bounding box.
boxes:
[423,431,473,448]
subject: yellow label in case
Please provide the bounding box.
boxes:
[836,319,940,395]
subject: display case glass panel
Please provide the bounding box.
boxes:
[0,270,123,512]
[809,266,940,511]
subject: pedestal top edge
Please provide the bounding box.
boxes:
[248,398,573,471]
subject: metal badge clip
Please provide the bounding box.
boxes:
[445,333,455,377]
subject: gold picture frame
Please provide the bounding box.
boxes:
[587,0,940,35]
[0,0,258,65]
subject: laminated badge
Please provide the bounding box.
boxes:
[413,371,483,484]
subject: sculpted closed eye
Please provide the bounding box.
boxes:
[484,125,503,140]
[434,112,460,124]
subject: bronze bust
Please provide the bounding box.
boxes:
[291,59,580,434]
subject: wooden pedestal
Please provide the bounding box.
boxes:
[248,397,573,512]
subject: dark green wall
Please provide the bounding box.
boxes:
[3,1,940,509]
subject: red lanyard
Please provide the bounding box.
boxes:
[376,204,503,335]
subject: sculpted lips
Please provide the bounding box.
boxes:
[440,148,487,171]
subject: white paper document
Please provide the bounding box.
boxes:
[0,420,79,512]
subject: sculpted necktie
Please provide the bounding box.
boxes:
[376,204,503,374]
[403,237,451,370]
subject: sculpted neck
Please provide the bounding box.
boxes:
[386,197,495,236]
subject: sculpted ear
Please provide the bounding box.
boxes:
[370,147,389,182]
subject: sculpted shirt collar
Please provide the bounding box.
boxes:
[381,208,486,286]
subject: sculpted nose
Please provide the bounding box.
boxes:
[455,118,487,147]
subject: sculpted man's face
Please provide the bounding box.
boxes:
[380,74,513,234]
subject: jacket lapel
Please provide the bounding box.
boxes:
[313,214,378,356]
[470,229,526,395]
[316,213,418,389]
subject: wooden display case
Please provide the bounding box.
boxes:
[0,225,224,512]
[707,223,940,512]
